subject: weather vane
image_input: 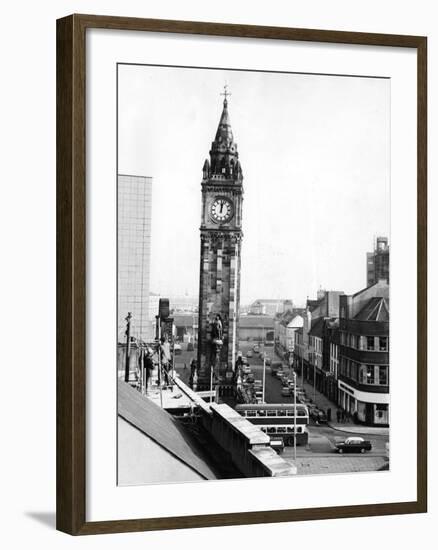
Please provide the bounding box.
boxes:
[220,84,231,102]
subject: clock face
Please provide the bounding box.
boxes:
[210,198,233,223]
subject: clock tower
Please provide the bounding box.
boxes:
[197,89,243,392]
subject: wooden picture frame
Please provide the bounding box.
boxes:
[56,14,427,535]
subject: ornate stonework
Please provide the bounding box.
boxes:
[197,94,244,389]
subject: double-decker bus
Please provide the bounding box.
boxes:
[235,403,309,446]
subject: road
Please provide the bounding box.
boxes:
[173,340,389,473]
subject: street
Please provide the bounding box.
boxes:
[173,340,390,474]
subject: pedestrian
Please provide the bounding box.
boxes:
[235,352,243,372]
[189,358,197,387]
[336,409,341,423]
[143,348,154,394]
[160,335,171,387]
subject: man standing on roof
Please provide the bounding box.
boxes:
[160,335,171,386]
[143,347,154,394]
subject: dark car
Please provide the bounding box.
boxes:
[335,437,372,454]
[312,410,328,424]
[271,362,283,376]
[187,342,194,351]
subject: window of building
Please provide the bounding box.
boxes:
[379,337,388,351]
[359,365,367,384]
[351,361,358,381]
[366,365,375,384]
[367,336,375,350]
[378,366,388,385]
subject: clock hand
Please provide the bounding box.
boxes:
[220,201,224,213]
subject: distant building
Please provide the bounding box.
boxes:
[168,295,198,313]
[118,174,153,342]
[293,290,344,381]
[238,315,275,342]
[324,319,340,402]
[309,317,325,384]
[366,236,389,287]
[173,313,198,343]
[274,310,304,357]
[338,280,389,425]
[148,292,161,338]
[249,299,293,316]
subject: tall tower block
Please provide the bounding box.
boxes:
[197,90,244,385]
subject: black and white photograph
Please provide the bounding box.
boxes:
[117,64,390,486]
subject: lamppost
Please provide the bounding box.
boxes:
[262,355,266,403]
[212,338,223,403]
[293,370,297,462]
[124,312,132,383]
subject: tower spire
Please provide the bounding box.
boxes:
[204,87,242,180]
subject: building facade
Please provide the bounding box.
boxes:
[308,317,325,391]
[249,299,293,316]
[275,311,304,358]
[238,315,275,342]
[293,290,344,381]
[197,93,244,377]
[338,280,390,425]
[366,236,390,287]
[324,320,340,402]
[118,174,153,343]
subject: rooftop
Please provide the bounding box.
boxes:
[354,297,390,321]
[239,315,275,328]
[309,317,325,338]
[118,380,218,480]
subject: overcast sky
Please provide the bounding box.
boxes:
[118,64,389,306]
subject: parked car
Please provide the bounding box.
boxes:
[253,345,260,354]
[242,356,249,366]
[270,362,283,376]
[246,350,253,358]
[242,365,251,375]
[246,374,255,384]
[310,408,328,424]
[281,386,292,397]
[288,381,303,392]
[264,356,272,366]
[335,437,372,454]
[254,380,263,389]
[174,343,182,355]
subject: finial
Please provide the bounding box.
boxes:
[220,84,231,105]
